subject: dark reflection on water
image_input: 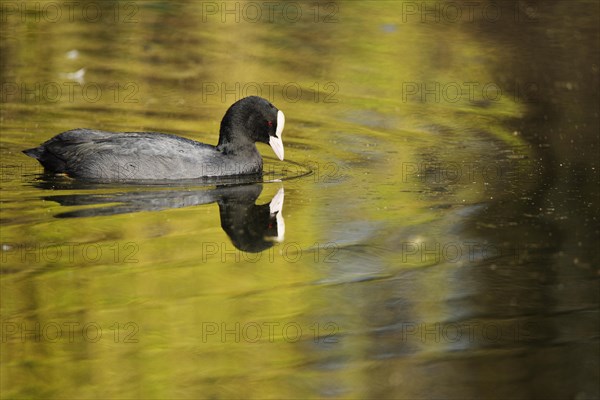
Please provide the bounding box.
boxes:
[42,183,285,253]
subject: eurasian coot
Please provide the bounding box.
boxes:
[23,96,285,180]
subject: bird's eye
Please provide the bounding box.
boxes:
[267,121,273,127]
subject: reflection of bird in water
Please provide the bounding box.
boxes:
[39,184,285,253]
[219,186,285,252]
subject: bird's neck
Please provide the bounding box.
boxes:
[217,125,257,156]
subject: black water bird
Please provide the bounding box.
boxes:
[23,96,285,181]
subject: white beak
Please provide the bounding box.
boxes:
[268,188,285,242]
[269,110,285,161]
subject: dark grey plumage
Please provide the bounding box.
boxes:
[23,96,285,181]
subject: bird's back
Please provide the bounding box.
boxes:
[23,129,259,180]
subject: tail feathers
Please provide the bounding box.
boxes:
[23,147,43,159]
[23,146,67,173]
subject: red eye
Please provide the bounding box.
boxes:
[267,121,273,127]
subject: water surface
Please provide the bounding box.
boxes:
[1,1,598,399]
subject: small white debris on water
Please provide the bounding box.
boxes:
[66,49,79,59]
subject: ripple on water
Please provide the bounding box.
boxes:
[19,156,314,191]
